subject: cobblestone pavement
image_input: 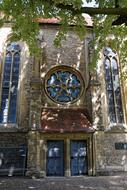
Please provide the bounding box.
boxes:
[0,175,127,190]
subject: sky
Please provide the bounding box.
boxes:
[83,0,96,7]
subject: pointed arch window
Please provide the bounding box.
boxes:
[0,42,21,123]
[103,47,124,124]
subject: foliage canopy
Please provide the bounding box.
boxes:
[0,0,127,76]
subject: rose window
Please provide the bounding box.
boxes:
[44,66,84,104]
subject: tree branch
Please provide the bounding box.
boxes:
[57,3,127,16]
[80,7,127,16]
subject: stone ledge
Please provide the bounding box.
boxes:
[96,169,127,176]
[0,124,28,132]
[104,123,127,133]
[30,77,42,86]
[26,169,45,178]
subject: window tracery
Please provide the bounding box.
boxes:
[45,66,84,104]
[0,42,21,123]
[103,47,124,123]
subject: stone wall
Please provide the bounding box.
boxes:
[17,42,31,130]
[39,25,93,110]
[28,24,93,131]
[95,131,127,175]
[27,24,94,176]
[0,133,27,147]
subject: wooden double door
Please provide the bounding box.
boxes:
[46,140,88,176]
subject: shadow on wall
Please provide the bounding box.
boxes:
[0,147,27,176]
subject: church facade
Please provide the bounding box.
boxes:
[0,19,127,177]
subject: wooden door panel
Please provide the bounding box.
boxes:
[46,140,64,176]
[71,140,87,176]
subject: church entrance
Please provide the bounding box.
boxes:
[46,139,88,176]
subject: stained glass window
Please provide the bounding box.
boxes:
[103,47,124,123]
[0,42,21,123]
[45,66,84,104]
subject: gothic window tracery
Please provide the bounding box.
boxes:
[0,42,21,123]
[103,47,124,123]
[45,66,84,104]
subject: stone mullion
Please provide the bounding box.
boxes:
[65,138,71,177]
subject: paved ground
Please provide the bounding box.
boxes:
[0,175,127,190]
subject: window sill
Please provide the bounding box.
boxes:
[105,123,127,133]
[0,124,27,132]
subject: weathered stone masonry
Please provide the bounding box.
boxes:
[0,22,127,176]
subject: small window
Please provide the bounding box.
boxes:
[103,47,124,123]
[0,42,21,123]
